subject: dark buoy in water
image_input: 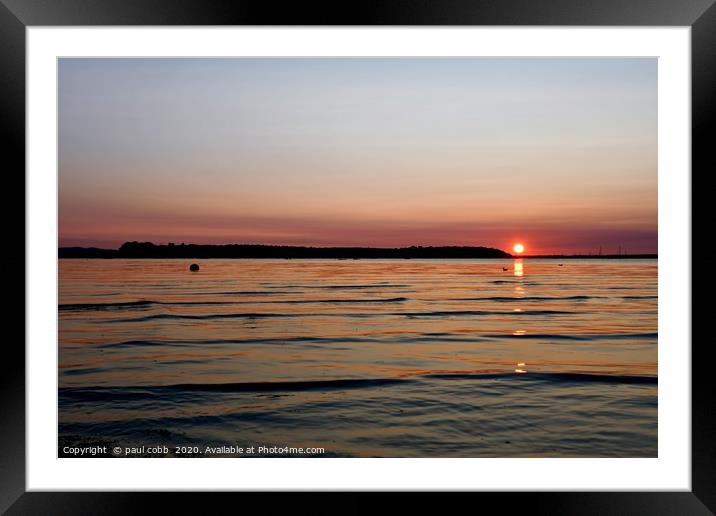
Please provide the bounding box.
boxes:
[189,263,200,272]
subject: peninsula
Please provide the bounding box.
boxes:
[59,241,512,259]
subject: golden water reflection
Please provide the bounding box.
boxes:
[58,258,657,386]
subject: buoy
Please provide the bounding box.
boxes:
[189,263,200,271]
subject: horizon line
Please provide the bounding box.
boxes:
[58,241,657,258]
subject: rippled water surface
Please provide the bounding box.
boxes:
[59,259,657,457]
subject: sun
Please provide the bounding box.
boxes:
[513,243,525,254]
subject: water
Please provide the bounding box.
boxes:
[58,258,657,457]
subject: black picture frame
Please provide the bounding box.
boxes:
[2,0,714,513]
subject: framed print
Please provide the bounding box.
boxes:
[3,0,715,512]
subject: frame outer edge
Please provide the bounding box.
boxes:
[0,0,716,26]
[0,0,26,514]
[4,0,714,511]
[692,1,716,513]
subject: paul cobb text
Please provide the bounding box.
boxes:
[62,444,325,457]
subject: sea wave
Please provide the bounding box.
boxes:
[105,308,576,323]
[59,371,657,400]
[61,296,408,312]
[481,332,657,341]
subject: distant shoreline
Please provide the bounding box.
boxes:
[59,242,510,259]
[58,242,656,260]
[519,254,657,259]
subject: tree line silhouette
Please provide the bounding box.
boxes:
[59,241,512,259]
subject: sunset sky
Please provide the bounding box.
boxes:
[59,58,657,255]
